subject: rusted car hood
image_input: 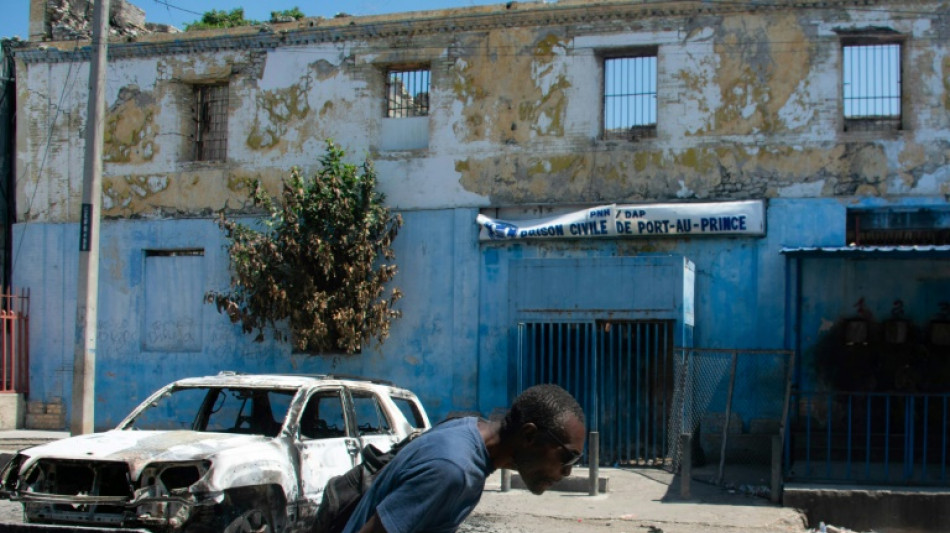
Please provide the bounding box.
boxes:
[17,430,271,479]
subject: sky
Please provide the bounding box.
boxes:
[0,0,500,41]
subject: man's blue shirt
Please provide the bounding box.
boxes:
[342,417,493,533]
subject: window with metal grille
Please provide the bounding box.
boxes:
[386,68,430,118]
[193,83,228,161]
[843,42,902,132]
[847,208,950,246]
[603,53,657,141]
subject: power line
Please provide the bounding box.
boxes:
[145,0,203,17]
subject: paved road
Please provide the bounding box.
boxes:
[0,503,806,533]
[0,468,812,533]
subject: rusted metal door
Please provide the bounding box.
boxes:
[517,320,674,466]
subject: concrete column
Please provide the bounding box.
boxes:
[28,0,47,41]
[0,394,24,429]
[771,435,782,503]
[680,433,692,499]
[588,431,599,496]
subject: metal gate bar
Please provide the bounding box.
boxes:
[517,320,673,466]
[788,390,950,484]
[0,288,29,394]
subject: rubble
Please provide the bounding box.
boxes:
[44,0,178,41]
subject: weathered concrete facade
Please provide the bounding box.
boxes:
[9,0,950,437]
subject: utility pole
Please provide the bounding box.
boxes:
[71,0,110,435]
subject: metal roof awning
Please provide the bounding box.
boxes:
[781,245,950,259]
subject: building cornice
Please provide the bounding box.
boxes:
[11,0,938,64]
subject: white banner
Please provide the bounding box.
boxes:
[476,200,765,241]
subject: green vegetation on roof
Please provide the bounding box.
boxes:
[185,7,305,32]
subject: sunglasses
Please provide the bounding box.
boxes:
[542,428,583,466]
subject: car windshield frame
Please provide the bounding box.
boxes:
[119,385,301,437]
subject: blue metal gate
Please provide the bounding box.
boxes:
[517,320,674,466]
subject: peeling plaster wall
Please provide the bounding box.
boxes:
[10,0,950,427]
[13,1,950,221]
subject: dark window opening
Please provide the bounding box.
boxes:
[300,391,347,439]
[351,392,392,435]
[193,83,229,161]
[847,208,950,245]
[144,249,204,257]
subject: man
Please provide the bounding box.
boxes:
[343,384,586,533]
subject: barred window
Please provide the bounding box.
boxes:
[847,208,950,246]
[386,68,429,118]
[843,42,902,132]
[603,53,657,141]
[193,83,228,161]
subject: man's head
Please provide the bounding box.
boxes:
[502,384,586,494]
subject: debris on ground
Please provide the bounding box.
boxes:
[808,522,875,533]
[720,481,773,499]
[737,484,772,498]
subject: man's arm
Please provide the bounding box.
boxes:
[356,512,389,533]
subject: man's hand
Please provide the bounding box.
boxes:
[356,512,389,533]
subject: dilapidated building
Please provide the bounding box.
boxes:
[9,0,950,485]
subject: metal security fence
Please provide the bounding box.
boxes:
[788,391,950,485]
[669,348,793,489]
[516,320,675,467]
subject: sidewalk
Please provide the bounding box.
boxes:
[471,468,808,533]
[0,429,69,453]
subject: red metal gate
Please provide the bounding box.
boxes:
[0,288,29,394]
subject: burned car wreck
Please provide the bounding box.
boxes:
[0,372,430,532]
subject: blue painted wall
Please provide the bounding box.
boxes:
[14,197,950,430]
[13,210,482,429]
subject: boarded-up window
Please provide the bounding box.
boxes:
[143,249,204,352]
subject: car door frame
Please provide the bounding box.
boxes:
[344,386,400,453]
[294,385,361,509]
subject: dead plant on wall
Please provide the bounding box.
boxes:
[206,140,403,354]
